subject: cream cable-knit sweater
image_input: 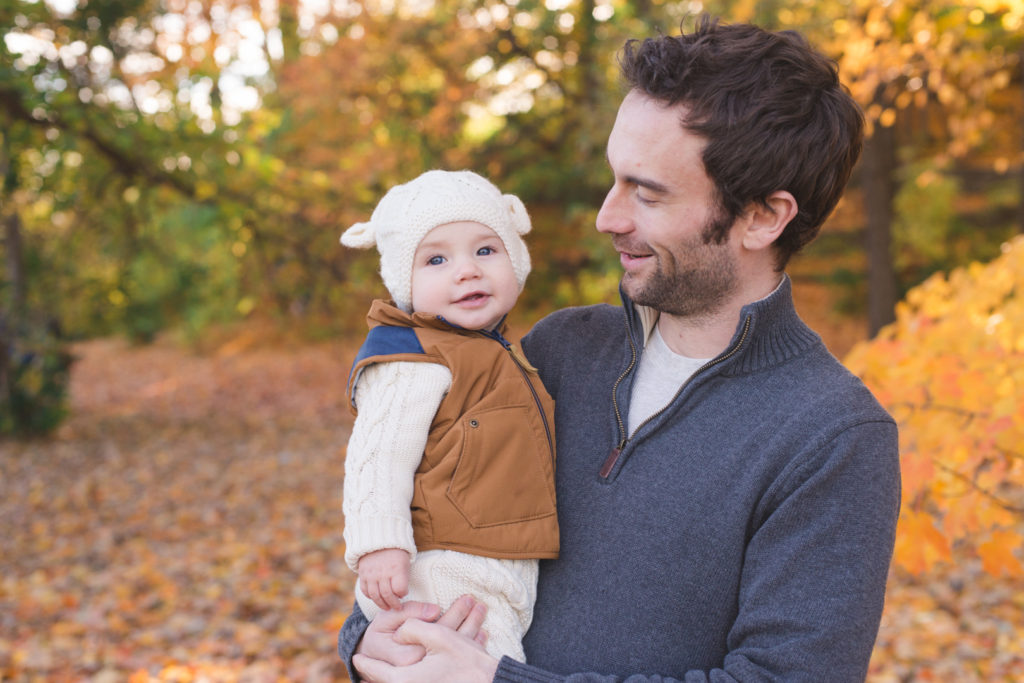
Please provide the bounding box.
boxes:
[342,359,538,661]
[343,360,450,570]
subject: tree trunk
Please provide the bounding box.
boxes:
[861,122,899,336]
[1019,46,1024,234]
[0,136,25,409]
[4,212,26,318]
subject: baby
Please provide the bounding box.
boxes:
[339,170,558,661]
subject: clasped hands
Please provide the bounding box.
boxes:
[353,594,500,683]
[356,549,498,683]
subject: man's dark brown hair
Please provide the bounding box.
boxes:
[619,16,864,268]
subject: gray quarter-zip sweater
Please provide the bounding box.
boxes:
[338,276,900,682]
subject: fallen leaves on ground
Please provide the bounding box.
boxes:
[871,559,1024,681]
[1,335,357,682]
[2,331,1022,681]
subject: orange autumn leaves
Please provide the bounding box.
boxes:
[0,336,357,681]
[846,235,1024,577]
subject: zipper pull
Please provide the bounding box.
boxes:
[489,328,539,373]
[600,441,625,479]
[507,344,539,373]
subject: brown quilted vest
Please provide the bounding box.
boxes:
[347,300,559,560]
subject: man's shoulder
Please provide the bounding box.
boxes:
[783,346,896,427]
[522,304,624,380]
[531,302,623,336]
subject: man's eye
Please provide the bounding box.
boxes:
[427,255,445,266]
[636,190,657,206]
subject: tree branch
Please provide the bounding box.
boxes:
[933,460,1024,514]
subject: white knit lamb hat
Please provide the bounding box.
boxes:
[339,170,532,312]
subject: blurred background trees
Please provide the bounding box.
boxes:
[1,0,1023,578]
[2,0,1020,349]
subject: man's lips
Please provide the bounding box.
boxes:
[618,250,653,268]
[612,239,653,265]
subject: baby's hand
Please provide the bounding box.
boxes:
[358,548,411,611]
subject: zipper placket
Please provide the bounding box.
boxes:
[602,313,640,478]
[600,314,753,480]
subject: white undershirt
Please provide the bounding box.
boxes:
[627,324,710,436]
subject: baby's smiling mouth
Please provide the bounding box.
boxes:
[456,292,488,304]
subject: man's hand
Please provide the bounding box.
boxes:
[354,595,493,681]
[355,601,442,667]
[358,548,411,611]
[354,605,498,683]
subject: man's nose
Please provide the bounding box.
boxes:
[596,184,631,235]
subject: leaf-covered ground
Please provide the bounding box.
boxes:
[1,333,358,682]
[871,561,1024,681]
[2,319,1022,681]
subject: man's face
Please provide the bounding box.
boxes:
[596,90,740,319]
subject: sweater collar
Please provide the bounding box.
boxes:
[621,274,822,374]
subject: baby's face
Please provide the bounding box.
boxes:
[410,221,520,330]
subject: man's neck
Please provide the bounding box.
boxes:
[656,273,784,358]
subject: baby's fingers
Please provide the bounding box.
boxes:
[381,593,403,611]
[379,578,404,611]
[392,570,409,601]
[362,577,389,612]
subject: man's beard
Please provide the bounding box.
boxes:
[620,214,739,319]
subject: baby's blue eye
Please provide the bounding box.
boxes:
[477,246,496,256]
[427,255,445,266]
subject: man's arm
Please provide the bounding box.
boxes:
[351,624,673,683]
[337,600,371,681]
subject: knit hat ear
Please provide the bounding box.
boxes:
[339,169,533,313]
[505,195,532,236]
[339,221,377,249]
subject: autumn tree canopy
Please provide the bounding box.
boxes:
[1,0,1022,435]
[2,0,1021,336]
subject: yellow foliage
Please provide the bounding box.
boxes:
[845,236,1024,577]
[823,0,1018,161]
[979,529,1024,577]
[892,509,952,575]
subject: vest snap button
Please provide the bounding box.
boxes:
[469,419,479,427]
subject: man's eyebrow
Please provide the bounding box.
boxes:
[626,174,670,194]
[605,150,670,194]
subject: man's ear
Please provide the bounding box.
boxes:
[740,191,798,252]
